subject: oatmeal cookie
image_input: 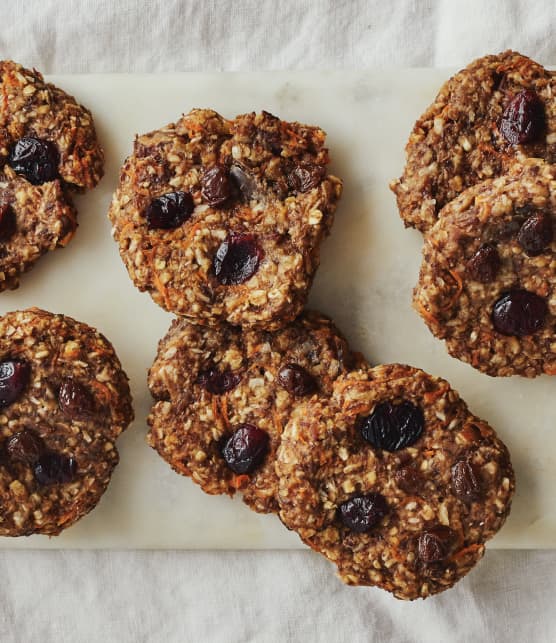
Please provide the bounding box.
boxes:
[414,160,556,377]
[147,311,359,514]
[0,308,133,536]
[109,109,342,329]
[391,51,556,232]
[276,364,514,600]
[0,61,104,291]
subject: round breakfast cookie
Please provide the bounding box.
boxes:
[147,311,359,513]
[0,61,104,291]
[109,108,342,330]
[390,50,556,232]
[276,364,514,600]
[414,160,556,377]
[0,308,133,536]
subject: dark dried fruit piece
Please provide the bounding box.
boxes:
[58,378,95,418]
[467,243,501,282]
[492,289,547,336]
[395,466,424,494]
[0,204,16,242]
[517,211,553,256]
[221,424,269,474]
[359,400,424,452]
[34,453,77,485]
[6,430,45,464]
[0,360,30,408]
[8,137,59,185]
[144,191,194,230]
[287,164,325,193]
[339,493,389,533]
[418,527,455,563]
[499,89,546,145]
[277,364,317,396]
[197,367,242,395]
[452,460,483,502]
[230,164,257,200]
[201,166,232,206]
[213,233,263,285]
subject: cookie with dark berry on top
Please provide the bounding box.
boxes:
[0,308,133,536]
[147,311,360,514]
[414,160,556,377]
[108,108,342,330]
[0,61,104,291]
[276,364,514,600]
[391,51,556,232]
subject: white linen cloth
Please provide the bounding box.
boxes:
[1,1,556,641]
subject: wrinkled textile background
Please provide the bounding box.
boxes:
[1,1,556,641]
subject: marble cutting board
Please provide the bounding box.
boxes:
[0,70,550,549]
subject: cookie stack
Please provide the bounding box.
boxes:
[391,50,556,378]
[108,107,515,599]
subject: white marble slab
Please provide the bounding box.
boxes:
[0,71,550,549]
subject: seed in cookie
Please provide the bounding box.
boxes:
[147,311,359,514]
[391,51,556,232]
[414,160,556,376]
[108,109,342,329]
[276,364,514,600]
[0,308,133,536]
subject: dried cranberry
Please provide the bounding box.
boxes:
[395,466,424,494]
[359,400,424,452]
[277,364,317,396]
[221,424,269,474]
[8,137,59,185]
[467,244,501,282]
[517,211,553,256]
[339,493,389,533]
[492,289,547,336]
[229,164,257,200]
[287,164,325,193]
[0,204,16,241]
[499,89,545,145]
[58,378,95,418]
[201,166,232,206]
[0,360,30,408]
[213,233,263,285]
[197,367,241,395]
[452,460,483,502]
[6,430,45,464]
[418,527,455,563]
[34,453,77,485]
[144,191,194,230]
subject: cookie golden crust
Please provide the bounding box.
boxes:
[276,365,514,600]
[147,311,359,514]
[390,51,556,232]
[0,308,133,536]
[414,161,556,377]
[109,108,342,330]
[0,61,104,292]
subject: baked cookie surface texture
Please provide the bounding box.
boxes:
[414,161,556,377]
[109,108,342,329]
[276,364,514,600]
[147,311,357,514]
[391,51,556,232]
[0,308,133,536]
[0,61,104,291]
